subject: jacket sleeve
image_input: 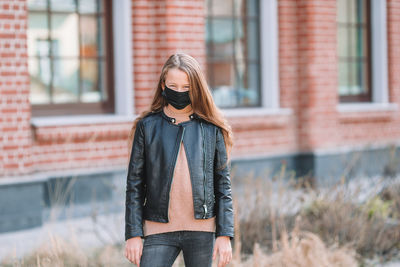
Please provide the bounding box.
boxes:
[125,119,146,241]
[214,127,234,241]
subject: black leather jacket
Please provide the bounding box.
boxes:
[125,108,234,241]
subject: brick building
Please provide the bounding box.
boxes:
[0,0,399,233]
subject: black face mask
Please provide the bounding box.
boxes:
[161,85,191,110]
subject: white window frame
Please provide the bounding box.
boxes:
[31,0,134,127]
[337,0,398,113]
[219,0,292,118]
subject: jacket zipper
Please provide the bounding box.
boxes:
[200,122,207,218]
[167,125,185,221]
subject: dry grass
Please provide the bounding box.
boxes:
[299,187,400,259]
[0,226,358,267]
[2,163,400,266]
[234,164,400,266]
[227,183,359,267]
[1,231,131,267]
[233,229,357,267]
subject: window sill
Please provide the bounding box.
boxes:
[0,165,126,186]
[221,107,293,130]
[337,103,398,123]
[221,107,293,118]
[30,114,135,127]
[30,108,293,129]
[337,102,398,113]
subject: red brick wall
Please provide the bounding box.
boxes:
[132,0,206,112]
[231,0,400,157]
[388,0,400,105]
[1,0,209,177]
[1,0,400,178]
[296,0,340,150]
[0,0,33,176]
[337,0,400,145]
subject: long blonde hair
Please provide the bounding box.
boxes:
[128,53,234,164]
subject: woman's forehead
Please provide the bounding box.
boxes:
[165,68,189,83]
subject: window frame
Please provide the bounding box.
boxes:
[217,0,283,117]
[30,0,134,126]
[205,0,263,109]
[337,0,373,103]
[28,0,116,117]
[337,0,391,110]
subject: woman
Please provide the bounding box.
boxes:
[124,53,234,267]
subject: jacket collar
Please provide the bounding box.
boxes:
[158,108,200,124]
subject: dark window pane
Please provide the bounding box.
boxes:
[27,0,113,115]
[246,0,258,17]
[27,0,47,11]
[28,12,49,57]
[349,60,368,95]
[336,0,371,101]
[81,59,103,102]
[53,59,79,103]
[206,0,260,108]
[234,0,258,18]
[246,63,260,105]
[29,57,51,104]
[99,59,107,101]
[360,61,369,94]
[235,62,259,106]
[211,19,234,60]
[344,59,367,96]
[206,0,211,16]
[348,26,357,58]
[338,61,349,95]
[348,0,357,23]
[337,0,348,23]
[51,13,79,57]
[360,0,369,23]
[337,26,348,58]
[348,61,360,94]
[210,61,237,107]
[50,0,76,12]
[79,0,102,14]
[205,19,212,44]
[211,61,235,87]
[233,18,244,60]
[211,0,233,16]
[80,15,105,57]
[357,27,368,57]
[245,19,259,61]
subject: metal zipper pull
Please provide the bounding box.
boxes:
[200,121,208,219]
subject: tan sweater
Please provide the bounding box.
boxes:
[143,104,216,236]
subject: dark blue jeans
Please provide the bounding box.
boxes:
[140,230,215,267]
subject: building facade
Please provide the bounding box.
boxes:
[0,0,399,233]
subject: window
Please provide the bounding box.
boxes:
[337,0,372,102]
[206,0,261,108]
[27,0,114,116]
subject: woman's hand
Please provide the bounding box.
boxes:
[125,236,143,266]
[212,236,232,267]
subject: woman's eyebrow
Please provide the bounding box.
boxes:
[166,82,190,86]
